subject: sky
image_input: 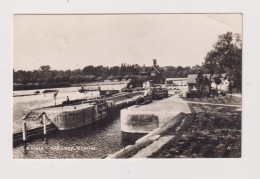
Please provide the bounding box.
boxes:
[13,14,242,71]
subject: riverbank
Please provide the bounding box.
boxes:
[13,80,130,91]
[13,83,71,91]
[107,95,241,158]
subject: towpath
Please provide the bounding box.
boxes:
[186,101,241,107]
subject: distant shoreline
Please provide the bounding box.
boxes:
[13,80,130,91]
[13,83,72,91]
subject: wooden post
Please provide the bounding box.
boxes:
[44,136,48,144]
[22,122,27,141]
[43,113,47,135]
[23,142,28,153]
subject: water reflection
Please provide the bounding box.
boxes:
[13,111,145,159]
[121,132,146,147]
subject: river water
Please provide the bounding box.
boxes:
[13,112,145,159]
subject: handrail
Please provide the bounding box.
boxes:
[22,111,50,122]
[22,111,33,120]
[35,111,47,121]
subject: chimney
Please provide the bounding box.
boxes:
[153,59,157,66]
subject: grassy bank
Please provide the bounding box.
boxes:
[151,112,241,158]
[184,95,242,106]
[150,100,241,158]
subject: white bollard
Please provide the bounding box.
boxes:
[43,114,47,135]
[22,122,27,141]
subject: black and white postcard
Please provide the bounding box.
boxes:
[12,14,242,159]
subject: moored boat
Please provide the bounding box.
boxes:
[28,91,145,130]
[152,87,168,99]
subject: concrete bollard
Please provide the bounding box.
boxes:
[182,91,187,98]
[43,114,47,135]
[22,122,27,141]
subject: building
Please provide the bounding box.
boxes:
[211,74,229,92]
[187,73,229,92]
[150,59,165,84]
[187,74,210,91]
[143,80,153,88]
[138,59,165,84]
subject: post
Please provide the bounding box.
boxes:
[43,113,47,135]
[22,122,27,141]
[23,142,28,153]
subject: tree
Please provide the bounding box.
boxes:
[191,65,203,74]
[96,77,103,81]
[64,70,72,77]
[213,75,222,91]
[94,66,104,77]
[39,65,51,72]
[107,76,114,80]
[195,71,211,97]
[203,32,242,92]
[109,66,120,76]
[195,71,204,94]
[54,76,61,83]
[20,78,29,85]
[61,76,70,83]
[82,65,95,75]
[45,75,53,83]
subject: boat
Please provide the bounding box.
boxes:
[27,91,145,130]
[78,85,101,93]
[51,99,115,130]
[42,89,58,93]
[136,92,153,105]
[152,87,168,99]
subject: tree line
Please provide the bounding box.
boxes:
[13,63,207,88]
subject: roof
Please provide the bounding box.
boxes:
[187,74,211,84]
[152,66,161,74]
[187,74,198,84]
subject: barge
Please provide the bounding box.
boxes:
[51,99,115,130]
[20,91,145,131]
